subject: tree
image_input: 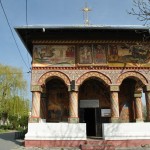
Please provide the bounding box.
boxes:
[129,0,150,25]
[0,64,29,125]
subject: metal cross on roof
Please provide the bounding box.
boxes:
[82,2,92,25]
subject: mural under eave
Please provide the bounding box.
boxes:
[108,44,150,63]
[77,45,107,64]
[33,44,150,67]
[33,45,75,66]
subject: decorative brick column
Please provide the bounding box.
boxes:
[30,85,42,123]
[110,85,120,123]
[68,84,79,123]
[40,87,47,120]
[134,91,143,122]
[144,85,150,121]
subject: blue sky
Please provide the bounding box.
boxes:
[0,0,144,100]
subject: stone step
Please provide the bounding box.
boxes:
[81,144,115,150]
[85,139,108,145]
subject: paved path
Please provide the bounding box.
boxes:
[0,131,23,150]
[0,131,80,150]
[1,132,150,150]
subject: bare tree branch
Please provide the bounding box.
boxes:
[129,0,150,25]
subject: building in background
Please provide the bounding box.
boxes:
[16,25,150,148]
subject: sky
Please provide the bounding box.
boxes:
[0,0,144,101]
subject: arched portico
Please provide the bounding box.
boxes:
[76,72,111,136]
[30,71,71,123]
[117,72,149,122]
[78,77,110,136]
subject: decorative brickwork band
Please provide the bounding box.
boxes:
[134,93,143,122]
[77,71,111,86]
[117,71,148,86]
[110,91,119,123]
[38,71,70,86]
[68,91,79,123]
[30,91,41,123]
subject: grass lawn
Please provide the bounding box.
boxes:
[0,129,9,133]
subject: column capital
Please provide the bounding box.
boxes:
[31,85,42,92]
[143,85,150,92]
[68,85,79,92]
[110,85,120,92]
[134,92,142,98]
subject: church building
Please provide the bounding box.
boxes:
[15,25,150,148]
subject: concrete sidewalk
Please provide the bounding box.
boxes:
[0,131,23,150]
[0,131,80,150]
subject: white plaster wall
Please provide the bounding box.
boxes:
[103,123,150,140]
[25,123,86,140]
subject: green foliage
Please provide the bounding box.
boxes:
[0,64,30,129]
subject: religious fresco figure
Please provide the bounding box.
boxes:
[93,44,107,64]
[79,45,92,64]
[108,44,119,62]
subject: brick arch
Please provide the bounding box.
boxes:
[116,71,148,86]
[76,71,111,86]
[38,71,71,86]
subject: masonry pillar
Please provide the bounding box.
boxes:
[110,85,120,123]
[68,83,79,123]
[144,85,150,121]
[30,85,42,123]
[134,91,143,122]
[40,87,47,121]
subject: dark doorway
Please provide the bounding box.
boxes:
[84,108,96,136]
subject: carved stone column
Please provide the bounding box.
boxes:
[30,85,42,123]
[144,85,150,121]
[68,84,79,123]
[134,91,143,122]
[110,85,120,123]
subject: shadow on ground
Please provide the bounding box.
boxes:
[0,131,23,150]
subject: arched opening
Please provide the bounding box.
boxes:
[45,78,69,122]
[119,78,144,122]
[78,78,110,137]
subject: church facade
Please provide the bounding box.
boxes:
[16,25,150,147]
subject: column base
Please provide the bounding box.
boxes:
[68,117,79,123]
[146,119,150,122]
[29,117,40,123]
[136,118,143,122]
[111,117,119,123]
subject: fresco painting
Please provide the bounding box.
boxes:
[33,45,75,66]
[93,44,107,64]
[33,44,150,66]
[108,44,150,63]
[78,45,92,64]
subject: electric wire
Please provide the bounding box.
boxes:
[0,0,30,71]
[25,0,31,70]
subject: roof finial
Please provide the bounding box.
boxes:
[82,2,92,25]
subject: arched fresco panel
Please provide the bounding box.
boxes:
[76,71,111,86]
[38,71,71,86]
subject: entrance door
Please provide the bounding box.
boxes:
[84,108,96,136]
[79,108,110,137]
